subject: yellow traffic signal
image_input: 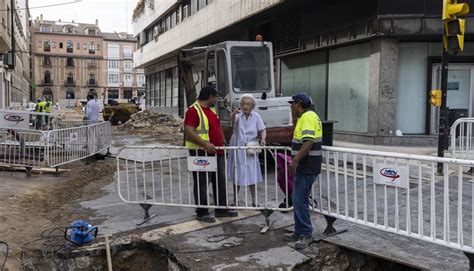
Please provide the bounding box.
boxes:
[444,18,466,51]
[430,90,442,107]
[442,0,469,53]
[443,0,470,21]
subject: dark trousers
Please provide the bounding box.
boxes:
[190,150,228,216]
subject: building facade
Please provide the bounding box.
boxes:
[0,0,31,109]
[102,32,145,103]
[133,0,474,146]
[32,16,104,106]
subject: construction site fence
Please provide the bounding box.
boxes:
[451,117,474,160]
[116,145,294,212]
[116,145,474,255]
[0,121,111,169]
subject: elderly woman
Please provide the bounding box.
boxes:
[227,94,267,207]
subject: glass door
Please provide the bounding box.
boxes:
[431,64,474,134]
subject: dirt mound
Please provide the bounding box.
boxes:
[113,110,183,145]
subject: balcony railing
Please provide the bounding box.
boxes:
[88,79,97,86]
[64,79,75,86]
[41,79,53,86]
[87,61,97,67]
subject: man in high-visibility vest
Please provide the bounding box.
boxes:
[284,93,323,250]
[44,99,52,124]
[35,98,46,129]
[184,86,238,223]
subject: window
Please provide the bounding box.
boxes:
[83,44,87,50]
[51,42,56,48]
[124,61,132,71]
[124,74,132,86]
[154,74,159,106]
[124,89,133,99]
[176,7,181,24]
[40,25,51,32]
[38,41,42,48]
[88,29,96,35]
[77,42,81,50]
[66,57,74,67]
[59,42,63,49]
[107,44,120,58]
[138,74,145,87]
[65,27,73,33]
[160,71,165,106]
[199,0,207,10]
[108,60,119,70]
[108,89,119,99]
[166,15,171,30]
[172,67,178,107]
[43,56,51,66]
[123,47,132,59]
[216,50,229,98]
[43,71,52,84]
[88,59,96,67]
[147,28,153,43]
[108,73,119,85]
[89,42,95,54]
[231,46,271,92]
[67,40,73,53]
[43,41,50,52]
[191,0,198,14]
[97,44,101,51]
[66,88,75,99]
[166,69,172,106]
[171,11,176,28]
[66,72,74,85]
[89,73,96,85]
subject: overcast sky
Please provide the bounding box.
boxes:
[29,0,136,33]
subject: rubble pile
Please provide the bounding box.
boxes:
[116,110,183,133]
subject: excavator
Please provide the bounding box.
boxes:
[180,39,294,144]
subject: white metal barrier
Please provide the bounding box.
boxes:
[116,145,292,210]
[317,146,474,254]
[45,121,112,168]
[451,117,474,160]
[0,128,48,169]
[0,121,111,172]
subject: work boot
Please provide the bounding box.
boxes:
[215,209,238,217]
[283,233,299,242]
[197,213,216,223]
[295,236,313,250]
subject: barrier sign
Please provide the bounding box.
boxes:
[187,156,217,172]
[373,163,408,189]
[70,132,78,142]
[0,111,29,129]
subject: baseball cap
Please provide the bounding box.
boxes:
[288,93,312,107]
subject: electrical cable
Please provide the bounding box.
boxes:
[0,1,82,12]
[0,241,9,271]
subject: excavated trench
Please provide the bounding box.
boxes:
[22,238,419,270]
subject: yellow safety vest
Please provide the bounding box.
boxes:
[36,101,46,112]
[185,102,217,149]
[292,110,323,175]
[45,102,52,113]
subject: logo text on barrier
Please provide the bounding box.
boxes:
[380,168,400,182]
[4,114,25,124]
[193,158,210,168]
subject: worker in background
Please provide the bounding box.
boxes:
[184,86,238,223]
[284,93,323,250]
[84,94,99,122]
[35,98,45,129]
[44,99,52,125]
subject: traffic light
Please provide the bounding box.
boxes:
[442,0,470,53]
[430,90,442,107]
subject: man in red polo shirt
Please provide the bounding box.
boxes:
[184,86,238,222]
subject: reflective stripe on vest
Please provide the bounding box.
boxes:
[185,102,217,149]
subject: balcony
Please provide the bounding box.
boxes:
[64,79,75,86]
[87,61,97,67]
[88,79,98,86]
[66,58,74,67]
[41,79,53,86]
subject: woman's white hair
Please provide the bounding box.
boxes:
[239,94,256,108]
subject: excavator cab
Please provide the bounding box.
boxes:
[203,41,292,144]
